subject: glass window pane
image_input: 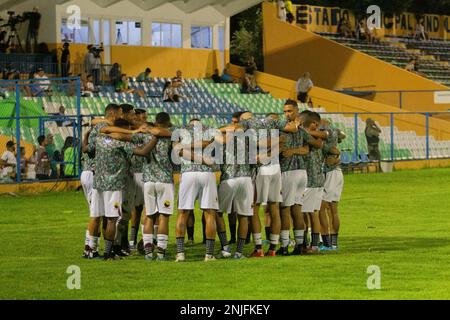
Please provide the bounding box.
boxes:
[191,26,212,49]
[161,23,171,47]
[152,23,162,46]
[93,20,100,45]
[115,21,128,45]
[128,21,141,46]
[61,18,89,44]
[172,24,182,48]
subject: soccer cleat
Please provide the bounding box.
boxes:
[113,245,129,257]
[89,251,102,260]
[82,245,91,259]
[265,250,276,257]
[144,253,153,261]
[249,249,265,258]
[204,254,216,262]
[275,247,289,256]
[290,246,303,256]
[156,253,170,261]
[233,253,246,260]
[219,246,232,258]
[306,246,320,254]
[103,252,122,261]
[129,243,136,251]
[175,252,185,262]
[319,245,333,252]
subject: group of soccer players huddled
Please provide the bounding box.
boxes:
[81,99,346,261]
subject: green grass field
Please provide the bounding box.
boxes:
[1,168,450,300]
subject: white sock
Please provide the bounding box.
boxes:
[270,234,280,245]
[157,234,168,250]
[253,233,262,246]
[93,236,100,251]
[280,230,290,248]
[88,235,99,251]
[141,224,145,236]
[143,234,154,247]
[294,230,305,246]
[85,230,90,246]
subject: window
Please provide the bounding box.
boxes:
[103,20,110,46]
[191,26,212,49]
[61,18,89,44]
[115,21,142,46]
[152,23,182,48]
[93,19,100,45]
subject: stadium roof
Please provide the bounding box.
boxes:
[0,0,264,16]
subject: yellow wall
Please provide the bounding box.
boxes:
[0,136,35,160]
[54,43,222,79]
[228,64,450,141]
[262,2,450,113]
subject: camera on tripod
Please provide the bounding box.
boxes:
[3,11,25,30]
[91,43,104,58]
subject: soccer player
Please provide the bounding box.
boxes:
[215,121,254,259]
[174,119,219,262]
[128,109,149,251]
[319,119,345,251]
[139,112,175,261]
[301,111,327,254]
[278,100,321,256]
[230,111,297,257]
[92,123,158,261]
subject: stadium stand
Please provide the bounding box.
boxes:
[316,33,450,87]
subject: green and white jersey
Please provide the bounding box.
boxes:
[220,136,254,182]
[305,146,325,188]
[323,126,340,173]
[142,132,174,184]
[280,128,314,172]
[93,134,134,192]
[130,134,147,174]
[179,124,218,174]
[85,122,109,172]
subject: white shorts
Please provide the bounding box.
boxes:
[178,172,219,210]
[281,170,307,207]
[133,173,145,207]
[90,189,122,218]
[301,188,324,213]
[323,169,344,203]
[144,181,175,216]
[80,170,94,205]
[219,177,254,216]
[255,164,282,205]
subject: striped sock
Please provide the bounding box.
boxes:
[218,231,228,249]
[280,230,290,248]
[331,234,338,247]
[322,234,331,247]
[236,238,246,254]
[253,233,262,250]
[104,239,113,256]
[176,237,185,253]
[294,230,305,247]
[206,239,215,256]
[129,226,138,245]
[311,233,320,248]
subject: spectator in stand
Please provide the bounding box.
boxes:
[29,80,45,97]
[81,74,98,97]
[172,70,185,88]
[296,72,313,103]
[212,69,222,83]
[109,63,121,87]
[365,118,382,161]
[414,18,429,41]
[35,135,51,180]
[56,106,73,127]
[34,67,51,93]
[356,18,374,43]
[285,0,294,24]
[62,136,78,178]
[221,67,236,83]
[116,74,145,98]
[241,74,268,94]
[45,134,58,179]
[84,45,94,77]
[136,67,153,82]
[405,59,426,77]
[337,17,353,38]
[0,141,17,181]
[277,0,286,22]
[163,80,187,102]
[60,42,71,78]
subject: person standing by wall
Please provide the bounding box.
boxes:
[365,118,382,161]
[296,72,313,103]
[60,42,71,78]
